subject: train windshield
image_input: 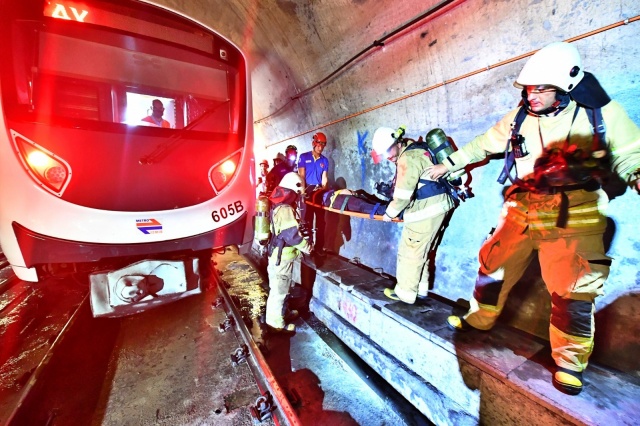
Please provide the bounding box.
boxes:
[2,0,246,137]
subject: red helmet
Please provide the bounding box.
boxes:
[312,132,327,144]
[259,159,268,166]
[285,144,297,154]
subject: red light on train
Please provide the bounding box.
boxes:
[209,153,241,194]
[12,132,71,195]
[221,160,237,175]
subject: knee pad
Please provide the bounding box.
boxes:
[551,292,593,337]
[472,272,504,306]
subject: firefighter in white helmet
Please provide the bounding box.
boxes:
[372,127,455,305]
[265,172,312,333]
[429,41,640,395]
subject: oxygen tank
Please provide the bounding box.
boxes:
[254,195,271,245]
[425,128,466,184]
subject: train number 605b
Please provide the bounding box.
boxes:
[212,201,244,222]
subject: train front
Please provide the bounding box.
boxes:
[0,0,255,316]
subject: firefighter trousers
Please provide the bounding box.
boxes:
[394,212,448,304]
[464,219,610,372]
[266,256,295,329]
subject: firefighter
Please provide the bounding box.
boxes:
[266,145,298,195]
[372,127,456,304]
[265,172,312,332]
[429,42,640,395]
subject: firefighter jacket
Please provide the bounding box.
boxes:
[442,100,640,238]
[385,142,455,223]
[269,204,311,263]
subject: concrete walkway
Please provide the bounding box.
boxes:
[297,253,640,426]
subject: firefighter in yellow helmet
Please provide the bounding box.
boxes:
[429,41,640,395]
[265,172,312,332]
[372,127,455,304]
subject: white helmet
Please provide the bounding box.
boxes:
[371,127,397,164]
[279,172,304,193]
[514,42,584,92]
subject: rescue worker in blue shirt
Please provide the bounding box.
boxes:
[298,132,330,255]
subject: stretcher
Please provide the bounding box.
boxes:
[304,189,402,222]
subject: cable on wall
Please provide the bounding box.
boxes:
[265,15,639,148]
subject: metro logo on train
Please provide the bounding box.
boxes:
[136,219,163,235]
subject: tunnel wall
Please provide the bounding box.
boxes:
[159,0,640,374]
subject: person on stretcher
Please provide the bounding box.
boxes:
[307,188,389,217]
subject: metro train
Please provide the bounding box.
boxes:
[0,0,255,316]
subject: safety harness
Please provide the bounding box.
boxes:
[498,105,607,185]
[497,103,608,228]
[267,186,302,266]
[402,141,459,201]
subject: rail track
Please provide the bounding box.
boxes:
[0,247,425,425]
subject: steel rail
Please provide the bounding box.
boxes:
[5,293,90,426]
[214,271,302,426]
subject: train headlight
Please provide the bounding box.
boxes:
[12,131,72,196]
[209,151,241,194]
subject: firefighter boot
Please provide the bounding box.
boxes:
[553,367,583,395]
[383,288,401,301]
[446,315,473,332]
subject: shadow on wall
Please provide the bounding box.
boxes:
[324,177,353,255]
[427,208,456,292]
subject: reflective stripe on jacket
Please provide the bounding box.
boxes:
[443,100,640,237]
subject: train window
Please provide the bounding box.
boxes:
[3,1,244,138]
[124,93,176,129]
[34,31,231,129]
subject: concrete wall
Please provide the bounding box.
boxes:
[156,0,640,374]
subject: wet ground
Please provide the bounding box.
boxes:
[0,265,88,425]
[217,246,432,426]
[1,246,431,425]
